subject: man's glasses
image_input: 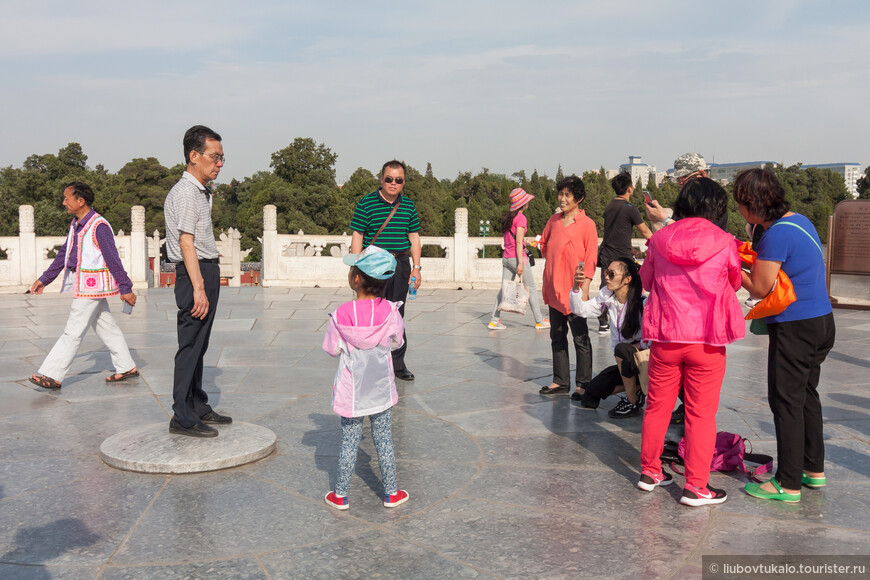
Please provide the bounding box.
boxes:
[199,152,225,164]
[383,176,404,184]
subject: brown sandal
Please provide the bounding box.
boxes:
[106,368,139,383]
[30,375,62,389]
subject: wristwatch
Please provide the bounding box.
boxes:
[412,265,422,270]
[661,218,672,227]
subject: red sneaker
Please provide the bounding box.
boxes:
[324,491,349,510]
[383,490,409,508]
[680,484,727,507]
[637,470,674,492]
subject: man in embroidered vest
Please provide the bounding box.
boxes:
[164,125,232,438]
[29,182,139,390]
[349,160,422,382]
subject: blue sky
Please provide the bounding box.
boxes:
[1,0,867,183]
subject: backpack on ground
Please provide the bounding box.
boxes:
[662,431,772,481]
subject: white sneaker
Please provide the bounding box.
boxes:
[488,319,506,330]
[535,320,551,329]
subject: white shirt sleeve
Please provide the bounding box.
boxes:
[569,289,607,318]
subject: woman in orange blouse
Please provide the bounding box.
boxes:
[538,175,599,395]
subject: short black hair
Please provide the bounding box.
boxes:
[673,177,728,222]
[381,160,406,177]
[183,125,222,165]
[350,266,389,298]
[556,175,586,203]
[64,181,94,207]
[611,173,633,197]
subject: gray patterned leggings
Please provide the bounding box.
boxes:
[335,407,397,496]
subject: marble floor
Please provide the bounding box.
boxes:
[1,287,870,579]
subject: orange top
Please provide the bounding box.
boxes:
[540,210,598,315]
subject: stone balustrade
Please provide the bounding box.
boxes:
[1,205,645,292]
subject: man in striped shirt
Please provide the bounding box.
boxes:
[349,160,421,381]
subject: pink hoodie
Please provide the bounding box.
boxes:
[322,299,404,418]
[640,218,745,346]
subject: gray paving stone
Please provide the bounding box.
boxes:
[259,529,484,579]
[0,563,99,580]
[0,470,167,566]
[111,472,373,565]
[102,559,267,580]
[0,381,62,419]
[391,497,701,577]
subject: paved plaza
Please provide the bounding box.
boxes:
[2,287,870,578]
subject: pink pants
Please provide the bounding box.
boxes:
[640,342,727,488]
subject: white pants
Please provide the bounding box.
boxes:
[38,297,136,382]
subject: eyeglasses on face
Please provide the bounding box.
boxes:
[383,176,404,184]
[199,151,225,164]
[604,269,620,279]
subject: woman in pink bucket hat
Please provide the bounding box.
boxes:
[488,188,549,330]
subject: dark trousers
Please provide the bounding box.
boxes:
[584,342,641,405]
[549,306,592,387]
[172,262,219,427]
[767,312,835,489]
[385,255,411,371]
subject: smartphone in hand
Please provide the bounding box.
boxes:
[122,301,133,315]
[642,190,654,205]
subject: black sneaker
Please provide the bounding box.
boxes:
[680,484,728,507]
[598,323,610,334]
[608,396,641,419]
[670,403,685,425]
[636,390,646,408]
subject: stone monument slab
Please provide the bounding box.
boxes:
[100,421,277,474]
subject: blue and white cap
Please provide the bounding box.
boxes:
[342,245,397,280]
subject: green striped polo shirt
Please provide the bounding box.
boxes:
[350,190,421,253]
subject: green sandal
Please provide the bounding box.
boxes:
[745,479,801,503]
[802,473,827,488]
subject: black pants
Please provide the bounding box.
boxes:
[172,262,219,427]
[584,342,642,405]
[385,255,411,371]
[549,306,592,387]
[767,312,835,489]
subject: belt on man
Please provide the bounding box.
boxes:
[174,258,219,264]
[391,251,409,258]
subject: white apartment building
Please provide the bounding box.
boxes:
[618,155,658,187]
[801,163,863,198]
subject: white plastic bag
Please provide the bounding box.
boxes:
[498,276,529,315]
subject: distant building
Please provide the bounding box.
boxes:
[709,161,777,184]
[801,163,863,198]
[617,155,658,187]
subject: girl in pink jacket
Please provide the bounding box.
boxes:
[637,178,745,506]
[322,246,409,510]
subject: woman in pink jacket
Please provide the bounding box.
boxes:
[636,178,745,506]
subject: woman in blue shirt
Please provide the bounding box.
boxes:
[734,168,835,503]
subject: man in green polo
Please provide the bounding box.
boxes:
[349,160,422,381]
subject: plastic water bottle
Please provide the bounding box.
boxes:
[408,277,417,300]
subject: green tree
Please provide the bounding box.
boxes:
[270,138,337,188]
[857,166,870,200]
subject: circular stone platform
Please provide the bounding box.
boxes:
[100,422,277,474]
